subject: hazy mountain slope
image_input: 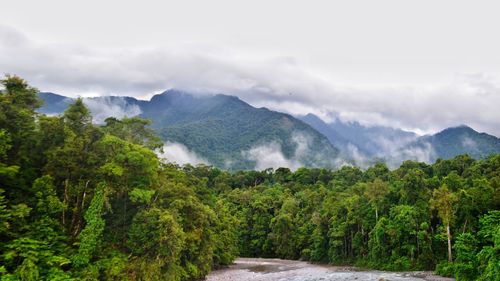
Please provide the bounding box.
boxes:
[329,119,417,156]
[39,93,145,123]
[38,90,339,169]
[38,92,73,114]
[141,90,339,169]
[299,113,417,164]
[405,125,500,162]
[300,113,500,166]
[299,114,351,151]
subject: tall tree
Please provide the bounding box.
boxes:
[431,184,458,262]
[365,178,389,221]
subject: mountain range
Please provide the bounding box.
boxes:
[38,91,500,169]
[39,91,339,170]
[299,113,500,167]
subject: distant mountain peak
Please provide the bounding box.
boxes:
[158,88,188,95]
[151,89,190,101]
[449,124,473,130]
[437,125,477,136]
[302,113,324,122]
[152,89,244,103]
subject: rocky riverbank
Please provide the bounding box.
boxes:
[206,258,455,281]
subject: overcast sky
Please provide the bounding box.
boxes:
[1,0,499,136]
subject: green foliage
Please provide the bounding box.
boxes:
[453,233,478,280]
[63,98,92,135]
[129,188,155,204]
[128,208,185,279]
[103,117,163,150]
[73,183,106,268]
[476,211,500,281]
[2,237,71,280]
[32,176,65,216]
[435,261,455,277]
[212,199,239,267]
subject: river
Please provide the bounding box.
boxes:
[206,258,455,281]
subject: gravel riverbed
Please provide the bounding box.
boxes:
[206,258,455,281]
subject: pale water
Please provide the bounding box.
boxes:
[206,258,455,281]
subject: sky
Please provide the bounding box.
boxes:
[1,0,500,136]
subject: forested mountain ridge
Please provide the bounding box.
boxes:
[409,125,500,161]
[38,90,339,170]
[1,75,499,280]
[142,90,338,169]
[40,92,500,170]
[300,113,500,167]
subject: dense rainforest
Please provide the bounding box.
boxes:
[0,75,499,281]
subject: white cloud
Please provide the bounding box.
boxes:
[158,142,209,166]
[1,25,500,137]
[83,97,141,124]
[345,143,371,169]
[243,142,302,171]
[242,131,339,170]
[462,136,478,151]
[389,142,436,168]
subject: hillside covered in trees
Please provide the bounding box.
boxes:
[1,76,499,280]
[38,90,339,170]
